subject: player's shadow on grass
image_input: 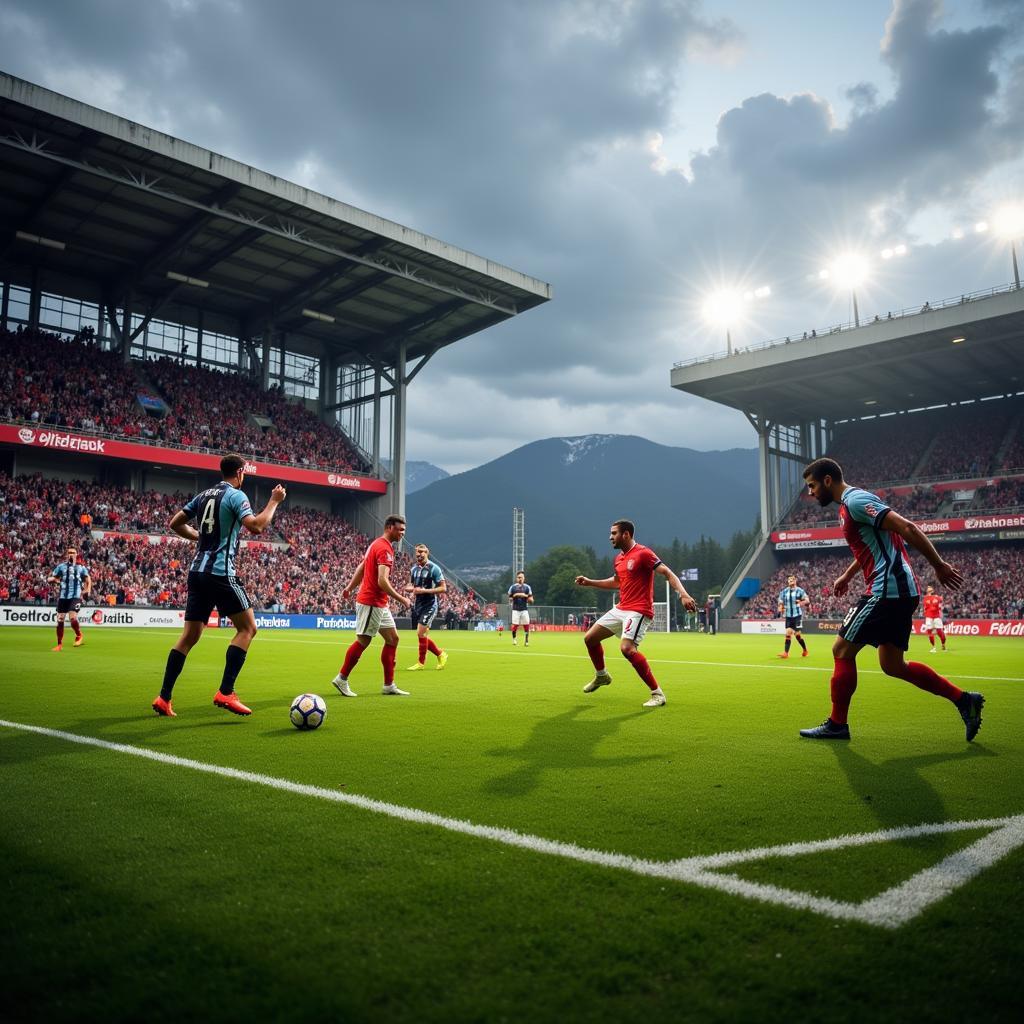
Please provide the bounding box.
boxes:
[482,705,656,798]
[828,742,998,832]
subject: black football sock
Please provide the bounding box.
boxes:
[797,636,807,651]
[220,645,247,695]
[161,648,187,700]
[784,638,792,654]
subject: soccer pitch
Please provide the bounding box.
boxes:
[2,626,1021,1023]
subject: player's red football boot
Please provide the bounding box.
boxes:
[801,649,809,657]
[776,652,789,659]
[51,644,63,652]
[152,696,177,717]
[73,635,84,647]
[213,691,252,716]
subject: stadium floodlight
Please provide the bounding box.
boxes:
[975,221,989,234]
[951,227,965,240]
[701,286,769,354]
[301,308,336,323]
[15,230,65,250]
[166,270,209,288]
[951,336,966,344]
[822,252,870,326]
[992,204,1024,289]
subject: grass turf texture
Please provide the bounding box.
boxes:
[1,626,1021,1023]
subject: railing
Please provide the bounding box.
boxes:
[718,533,764,607]
[674,281,1021,370]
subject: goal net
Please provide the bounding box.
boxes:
[651,602,669,633]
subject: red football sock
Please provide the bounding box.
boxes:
[894,661,962,703]
[425,637,441,656]
[937,630,947,646]
[381,644,397,685]
[340,641,364,678]
[523,624,529,635]
[926,630,935,644]
[624,649,658,691]
[56,622,65,645]
[585,637,605,672]
[418,636,428,664]
[71,619,81,638]
[830,658,858,725]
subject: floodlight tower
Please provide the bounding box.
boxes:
[512,507,525,578]
[993,204,1024,290]
[822,253,870,326]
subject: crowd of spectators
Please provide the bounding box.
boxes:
[740,543,1024,621]
[0,472,484,620]
[918,404,1017,480]
[1,327,371,476]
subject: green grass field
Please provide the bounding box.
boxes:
[2,625,1021,1023]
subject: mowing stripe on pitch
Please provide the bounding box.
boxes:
[2,718,1020,929]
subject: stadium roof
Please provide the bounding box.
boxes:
[0,72,551,366]
[671,285,1024,424]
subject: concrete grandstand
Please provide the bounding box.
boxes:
[671,284,1024,629]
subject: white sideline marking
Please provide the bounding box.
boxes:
[2,717,1020,929]
[261,636,1024,684]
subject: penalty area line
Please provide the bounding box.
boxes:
[2,717,1020,930]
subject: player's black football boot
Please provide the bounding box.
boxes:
[799,718,850,740]
[956,691,985,742]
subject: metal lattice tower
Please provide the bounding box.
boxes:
[512,507,525,577]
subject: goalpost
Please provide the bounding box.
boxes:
[651,579,672,633]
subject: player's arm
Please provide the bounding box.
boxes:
[242,484,287,535]
[656,563,697,611]
[169,510,200,542]
[833,559,860,597]
[343,562,364,598]
[377,563,412,607]
[881,510,964,590]
[46,569,61,586]
[526,586,533,604]
[82,571,91,599]
[575,574,619,590]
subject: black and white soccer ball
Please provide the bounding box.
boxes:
[289,693,327,731]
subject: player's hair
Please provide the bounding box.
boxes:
[67,546,77,553]
[220,453,247,478]
[802,457,844,483]
[516,571,525,578]
[384,514,406,528]
[415,543,429,553]
[612,519,635,537]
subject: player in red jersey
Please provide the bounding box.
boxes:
[574,520,697,707]
[922,585,947,652]
[331,515,412,697]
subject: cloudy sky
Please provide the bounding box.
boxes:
[2,0,1022,472]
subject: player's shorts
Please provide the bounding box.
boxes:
[924,617,944,631]
[595,606,650,645]
[412,600,438,629]
[56,598,82,614]
[184,571,251,622]
[784,615,803,631]
[839,595,919,650]
[511,609,530,626]
[354,602,397,637]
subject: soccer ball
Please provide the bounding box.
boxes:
[289,693,327,731]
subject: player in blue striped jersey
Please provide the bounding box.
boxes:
[776,574,809,659]
[403,543,448,671]
[47,546,91,651]
[152,453,286,718]
[799,458,984,742]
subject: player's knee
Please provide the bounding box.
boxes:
[620,641,636,658]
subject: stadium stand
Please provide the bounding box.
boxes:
[1,327,371,475]
[0,472,487,620]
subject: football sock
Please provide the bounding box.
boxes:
[71,618,81,638]
[797,636,807,652]
[585,637,606,672]
[56,622,64,645]
[926,630,934,645]
[938,629,947,646]
[784,638,792,654]
[381,643,397,685]
[160,648,187,700]
[894,661,962,703]
[219,644,247,695]
[418,636,428,664]
[524,625,529,636]
[829,658,858,725]
[623,649,658,691]
[511,627,517,640]
[340,641,364,678]
[426,637,441,657]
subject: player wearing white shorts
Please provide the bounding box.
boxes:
[507,571,534,646]
[575,519,696,707]
[331,515,412,697]
[922,585,947,652]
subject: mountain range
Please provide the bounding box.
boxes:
[406,434,759,568]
